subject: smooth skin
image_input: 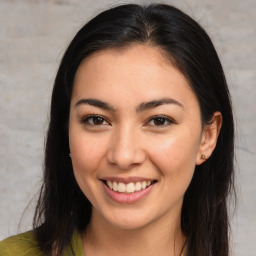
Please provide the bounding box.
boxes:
[69,45,222,256]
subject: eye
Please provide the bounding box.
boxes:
[80,115,110,126]
[146,116,174,127]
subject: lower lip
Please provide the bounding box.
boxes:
[102,181,156,204]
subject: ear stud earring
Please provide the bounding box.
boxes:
[69,153,71,158]
[201,154,206,160]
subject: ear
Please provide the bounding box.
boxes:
[196,111,222,165]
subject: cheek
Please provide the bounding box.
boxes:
[70,133,108,178]
[69,133,109,204]
[148,133,200,178]
[148,136,199,203]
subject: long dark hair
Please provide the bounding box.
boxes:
[33,4,235,256]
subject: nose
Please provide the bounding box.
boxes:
[106,126,146,170]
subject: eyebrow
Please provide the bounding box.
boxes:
[74,98,116,111]
[136,98,184,112]
[74,97,184,112]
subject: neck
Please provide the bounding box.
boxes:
[82,208,186,256]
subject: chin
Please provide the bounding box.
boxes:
[101,209,156,230]
[110,218,150,230]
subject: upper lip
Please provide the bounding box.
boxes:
[100,176,157,184]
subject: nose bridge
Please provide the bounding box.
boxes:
[107,123,145,169]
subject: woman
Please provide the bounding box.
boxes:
[0,3,235,256]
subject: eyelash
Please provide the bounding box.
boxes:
[80,114,175,128]
[80,114,110,126]
[145,115,175,127]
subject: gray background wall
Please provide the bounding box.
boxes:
[0,0,255,255]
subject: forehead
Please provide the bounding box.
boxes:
[78,44,172,69]
[72,45,198,111]
[74,45,173,84]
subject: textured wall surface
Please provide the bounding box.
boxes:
[0,0,255,255]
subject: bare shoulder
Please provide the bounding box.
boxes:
[0,231,42,256]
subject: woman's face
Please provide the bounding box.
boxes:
[69,45,205,230]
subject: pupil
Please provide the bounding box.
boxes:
[154,118,165,125]
[93,117,103,125]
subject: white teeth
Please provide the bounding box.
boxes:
[135,182,142,191]
[105,180,153,193]
[106,180,113,189]
[118,182,126,193]
[141,181,147,189]
[113,181,118,191]
[126,183,135,193]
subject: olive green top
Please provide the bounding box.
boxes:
[0,230,186,256]
[0,230,84,256]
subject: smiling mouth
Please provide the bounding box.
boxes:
[102,180,158,194]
